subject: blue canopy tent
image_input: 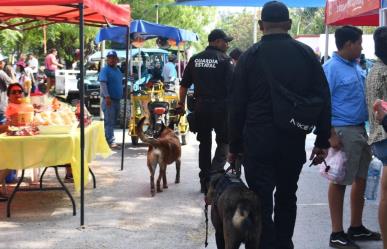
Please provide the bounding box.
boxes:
[174,0,325,7]
[95,19,198,44]
[95,19,198,79]
[95,20,198,169]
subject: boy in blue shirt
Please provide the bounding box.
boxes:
[324,26,380,249]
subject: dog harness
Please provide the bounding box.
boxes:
[214,173,247,207]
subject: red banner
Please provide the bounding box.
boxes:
[326,0,380,26]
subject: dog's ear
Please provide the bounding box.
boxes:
[206,173,223,203]
[209,173,223,183]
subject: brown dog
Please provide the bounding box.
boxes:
[136,117,181,197]
[206,173,262,249]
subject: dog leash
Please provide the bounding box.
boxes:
[204,203,209,247]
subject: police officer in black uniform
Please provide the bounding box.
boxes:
[178,29,234,193]
[229,2,331,249]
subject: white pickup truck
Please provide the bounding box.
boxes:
[54,69,101,116]
[55,69,98,96]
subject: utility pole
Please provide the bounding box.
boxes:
[43,24,47,54]
[155,4,159,24]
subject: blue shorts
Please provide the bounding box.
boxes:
[371,139,387,166]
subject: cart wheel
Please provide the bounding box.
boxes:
[181,134,188,145]
[131,136,139,146]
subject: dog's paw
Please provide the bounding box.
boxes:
[175,179,180,184]
[163,184,168,189]
[157,187,163,192]
[151,189,156,197]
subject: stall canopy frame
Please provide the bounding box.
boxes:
[0,0,131,227]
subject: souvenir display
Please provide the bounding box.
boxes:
[4,97,83,136]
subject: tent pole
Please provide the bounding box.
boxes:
[177,46,181,79]
[324,24,329,64]
[79,2,85,227]
[43,25,47,54]
[121,25,130,171]
[100,40,105,119]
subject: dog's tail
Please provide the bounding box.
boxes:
[136,117,158,146]
[232,203,254,230]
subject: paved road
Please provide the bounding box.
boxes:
[0,131,382,249]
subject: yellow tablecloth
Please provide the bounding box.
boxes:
[0,121,112,191]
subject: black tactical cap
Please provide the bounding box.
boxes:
[208,29,233,42]
[261,1,290,23]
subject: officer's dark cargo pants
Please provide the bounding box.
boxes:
[195,105,228,189]
[243,125,306,249]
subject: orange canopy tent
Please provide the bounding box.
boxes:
[0,0,130,29]
[0,0,131,226]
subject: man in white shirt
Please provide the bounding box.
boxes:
[27,53,38,80]
[162,54,177,83]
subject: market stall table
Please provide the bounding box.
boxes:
[0,121,111,217]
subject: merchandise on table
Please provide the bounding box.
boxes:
[4,97,80,136]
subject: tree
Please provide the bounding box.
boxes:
[218,10,260,51]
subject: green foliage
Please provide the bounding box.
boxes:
[218,10,259,51]
[290,8,326,36]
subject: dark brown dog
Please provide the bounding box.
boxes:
[206,173,262,249]
[136,117,181,197]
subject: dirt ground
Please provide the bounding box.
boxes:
[0,132,383,249]
[0,132,211,249]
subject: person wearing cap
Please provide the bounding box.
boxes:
[0,55,15,125]
[162,53,177,83]
[229,1,331,249]
[178,28,234,194]
[98,50,123,149]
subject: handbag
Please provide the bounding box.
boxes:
[319,148,346,183]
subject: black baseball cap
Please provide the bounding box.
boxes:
[208,29,233,42]
[261,1,290,23]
